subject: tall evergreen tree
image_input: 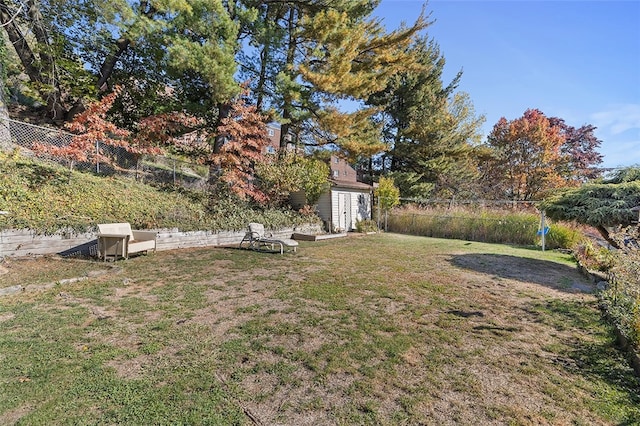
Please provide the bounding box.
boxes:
[237,1,428,158]
[0,0,245,126]
[368,36,484,199]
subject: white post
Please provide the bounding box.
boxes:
[541,210,546,252]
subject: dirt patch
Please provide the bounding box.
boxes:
[0,312,15,322]
[1,404,34,425]
[105,356,149,380]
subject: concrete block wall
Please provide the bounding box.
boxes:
[0,223,323,258]
[0,228,97,257]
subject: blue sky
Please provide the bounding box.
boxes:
[373,0,640,168]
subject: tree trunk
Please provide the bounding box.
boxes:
[97,38,131,91]
[255,5,275,112]
[279,6,297,152]
[0,2,42,85]
[596,225,621,249]
[208,102,232,185]
[0,0,67,120]
[0,55,11,151]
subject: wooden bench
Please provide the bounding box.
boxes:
[97,223,157,261]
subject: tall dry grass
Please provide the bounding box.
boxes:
[387,205,583,249]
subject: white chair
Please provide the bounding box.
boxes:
[239,223,298,254]
[97,222,157,260]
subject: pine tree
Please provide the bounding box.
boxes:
[238,1,428,159]
[541,167,640,248]
[368,37,484,199]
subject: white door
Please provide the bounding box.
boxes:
[338,193,351,231]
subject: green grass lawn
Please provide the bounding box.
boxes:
[1,233,638,425]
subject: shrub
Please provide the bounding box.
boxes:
[355,219,378,233]
[572,240,616,272]
[545,222,584,251]
[598,249,640,352]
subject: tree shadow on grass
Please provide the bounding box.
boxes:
[449,253,595,294]
[528,298,640,424]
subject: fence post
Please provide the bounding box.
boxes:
[540,210,546,251]
[95,141,100,173]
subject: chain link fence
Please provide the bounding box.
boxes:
[0,117,209,189]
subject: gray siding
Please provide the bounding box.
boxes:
[316,192,333,231]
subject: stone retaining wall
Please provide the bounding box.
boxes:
[0,223,322,258]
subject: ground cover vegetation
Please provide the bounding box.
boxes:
[0,149,318,234]
[1,234,639,424]
[542,167,640,354]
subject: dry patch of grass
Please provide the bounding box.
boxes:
[0,256,115,289]
[1,234,638,425]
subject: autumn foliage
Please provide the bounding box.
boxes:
[31,89,205,166]
[133,112,202,154]
[210,94,270,204]
[32,84,274,204]
[481,109,602,201]
[32,87,179,169]
[32,88,130,168]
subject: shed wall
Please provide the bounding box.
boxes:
[328,188,372,231]
[316,192,333,231]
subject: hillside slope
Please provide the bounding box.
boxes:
[0,151,317,234]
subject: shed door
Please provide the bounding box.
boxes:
[338,193,351,231]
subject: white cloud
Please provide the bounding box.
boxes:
[600,139,640,168]
[591,104,640,135]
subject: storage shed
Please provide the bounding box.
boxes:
[290,155,373,232]
[316,179,373,232]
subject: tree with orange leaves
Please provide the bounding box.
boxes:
[32,87,200,170]
[207,92,270,204]
[32,88,131,169]
[481,109,571,201]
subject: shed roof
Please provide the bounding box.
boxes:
[330,179,373,191]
